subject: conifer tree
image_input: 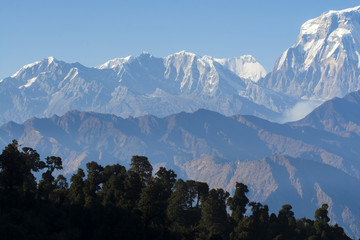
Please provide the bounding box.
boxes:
[69,168,85,206]
[84,161,104,208]
[0,140,44,192]
[198,188,230,240]
[38,156,63,199]
[129,155,153,186]
[101,164,127,207]
[227,182,249,223]
[138,167,177,227]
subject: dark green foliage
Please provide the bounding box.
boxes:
[167,179,209,239]
[227,182,249,222]
[129,155,153,186]
[0,140,44,192]
[0,140,353,240]
[84,161,104,208]
[168,179,204,225]
[51,174,69,204]
[230,202,269,240]
[276,204,296,238]
[278,204,295,225]
[315,203,330,223]
[101,164,127,207]
[138,167,176,226]
[69,168,86,206]
[38,156,63,200]
[155,167,177,191]
[198,188,230,240]
[124,169,143,209]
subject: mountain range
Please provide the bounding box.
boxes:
[0,51,293,125]
[3,4,360,238]
[4,7,360,125]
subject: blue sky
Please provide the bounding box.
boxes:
[1,0,360,79]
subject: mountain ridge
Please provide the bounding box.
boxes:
[0,51,295,125]
[1,107,360,236]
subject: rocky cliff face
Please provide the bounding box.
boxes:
[260,6,360,101]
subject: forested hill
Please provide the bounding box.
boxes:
[0,140,350,240]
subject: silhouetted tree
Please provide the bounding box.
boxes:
[315,203,330,223]
[198,188,230,240]
[0,140,44,192]
[51,174,68,204]
[101,164,127,207]
[124,169,143,210]
[138,167,177,228]
[227,182,249,223]
[168,179,209,239]
[69,168,85,206]
[155,167,177,191]
[38,156,63,199]
[276,204,296,238]
[129,155,153,186]
[84,161,104,208]
[0,141,354,240]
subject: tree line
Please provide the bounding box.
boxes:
[0,140,352,240]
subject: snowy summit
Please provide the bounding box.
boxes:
[0,51,291,125]
[262,5,360,101]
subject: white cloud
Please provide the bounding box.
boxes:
[280,100,323,123]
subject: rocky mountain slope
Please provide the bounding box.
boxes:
[1,108,360,236]
[0,52,292,125]
[260,6,360,101]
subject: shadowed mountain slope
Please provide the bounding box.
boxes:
[1,109,360,236]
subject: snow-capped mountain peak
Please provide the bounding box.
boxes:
[295,6,360,71]
[11,61,41,78]
[214,55,267,82]
[141,50,151,55]
[327,5,360,15]
[10,56,60,80]
[47,56,55,65]
[97,55,135,69]
[173,50,196,56]
[97,51,267,82]
[0,52,292,124]
[261,5,360,101]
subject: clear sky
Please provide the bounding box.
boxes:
[1,0,360,79]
